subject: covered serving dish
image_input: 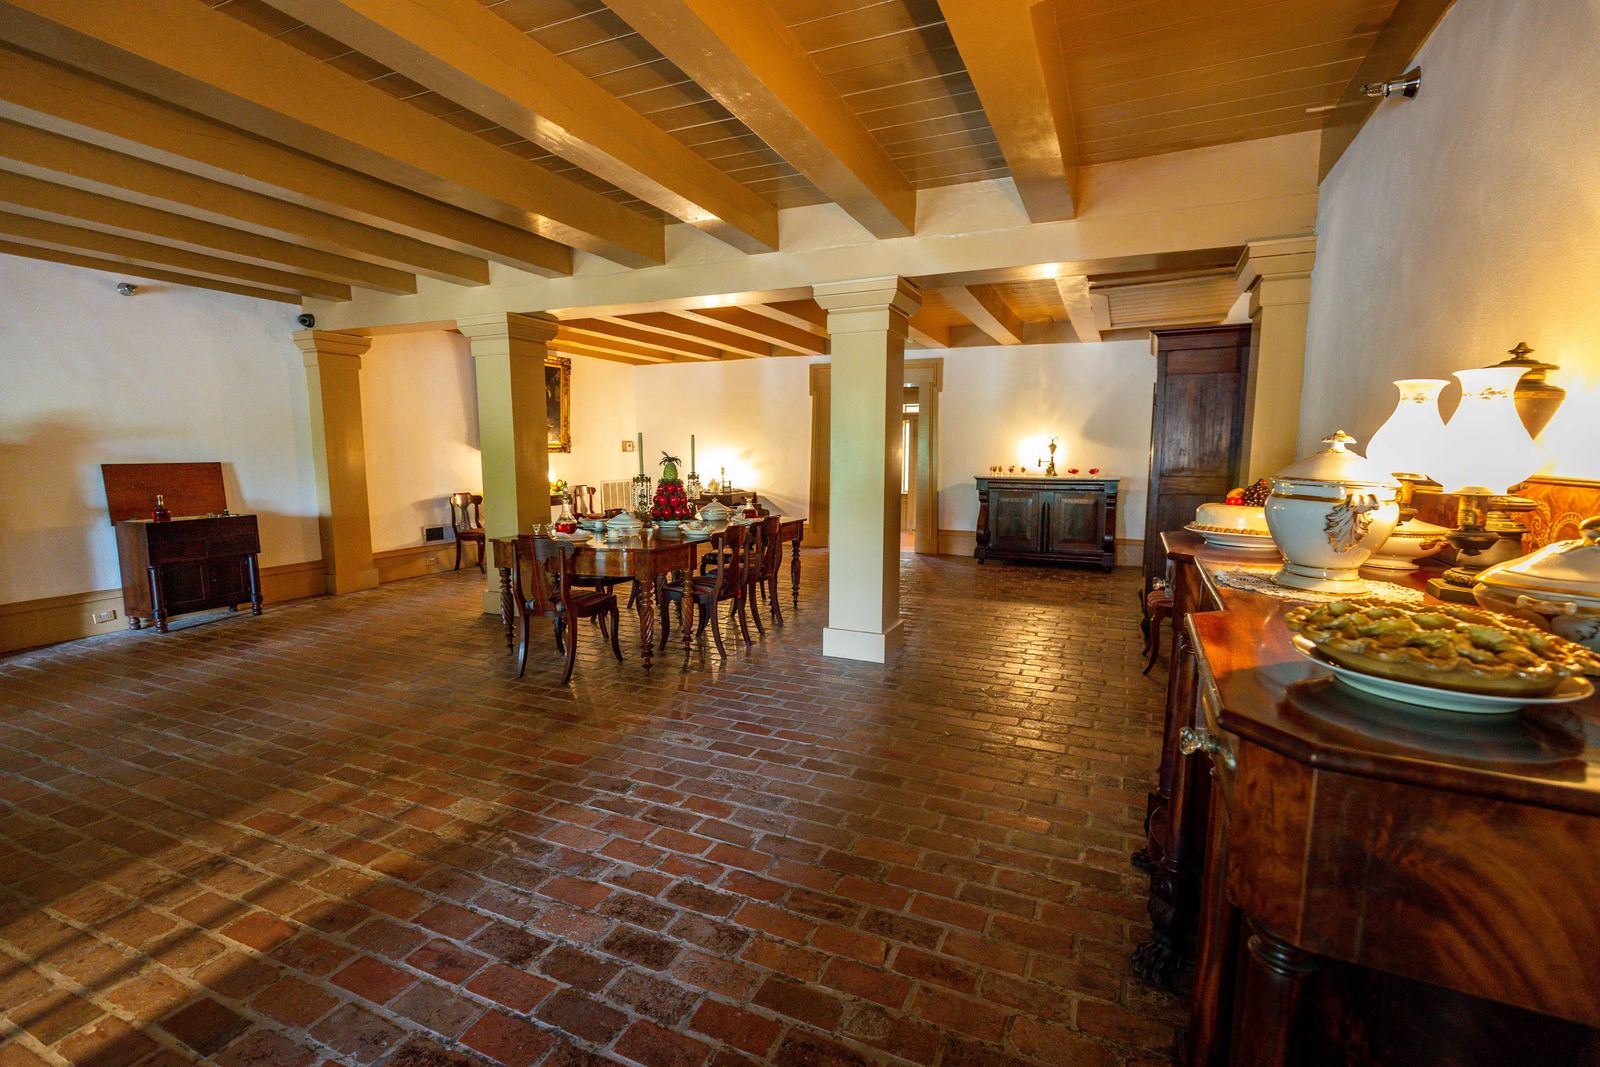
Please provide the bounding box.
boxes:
[1473,516,1600,652]
[1265,430,1400,593]
[697,499,731,524]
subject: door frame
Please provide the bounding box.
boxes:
[808,357,942,553]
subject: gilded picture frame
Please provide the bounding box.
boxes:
[546,355,571,453]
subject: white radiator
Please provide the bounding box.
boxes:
[600,479,633,513]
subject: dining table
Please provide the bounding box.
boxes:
[491,516,806,670]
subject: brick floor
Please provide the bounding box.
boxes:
[0,551,1182,1065]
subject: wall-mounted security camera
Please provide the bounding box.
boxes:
[116,282,138,296]
[296,313,316,329]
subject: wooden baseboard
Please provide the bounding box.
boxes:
[0,558,325,655]
[373,542,466,585]
[932,529,1143,567]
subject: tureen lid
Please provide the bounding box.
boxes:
[1475,516,1600,604]
[1272,431,1398,488]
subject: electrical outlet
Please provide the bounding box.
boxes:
[92,609,117,624]
[621,439,636,452]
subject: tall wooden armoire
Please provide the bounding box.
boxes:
[1142,325,1252,588]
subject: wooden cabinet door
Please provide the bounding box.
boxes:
[159,561,208,612]
[204,558,251,604]
[989,489,1043,554]
[1043,490,1104,554]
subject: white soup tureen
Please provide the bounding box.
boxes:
[1265,431,1400,593]
[1473,516,1600,652]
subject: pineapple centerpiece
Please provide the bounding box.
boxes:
[650,451,693,526]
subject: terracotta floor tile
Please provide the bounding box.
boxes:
[0,555,1181,1064]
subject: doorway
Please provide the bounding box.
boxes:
[808,357,942,553]
[901,392,920,553]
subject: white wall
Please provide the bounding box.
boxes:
[554,353,638,498]
[632,358,813,517]
[360,331,480,552]
[0,254,319,603]
[1302,0,1600,478]
[939,342,1155,540]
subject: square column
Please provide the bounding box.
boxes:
[457,312,557,614]
[1235,235,1317,480]
[814,277,921,663]
[294,329,379,596]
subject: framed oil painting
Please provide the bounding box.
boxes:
[546,355,571,453]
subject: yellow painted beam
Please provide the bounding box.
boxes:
[1053,274,1100,342]
[604,0,915,239]
[0,239,297,304]
[611,313,771,359]
[0,47,568,277]
[561,320,723,362]
[264,0,778,255]
[0,0,663,267]
[679,306,827,356]
[0,118,487,286]
[748,299,828,337]
[943,284,1023,345]
[939,0,1077,223]
[0,170,413,294]
[0,210,350,300]
[907,311,950,349]
[550,333,675,365]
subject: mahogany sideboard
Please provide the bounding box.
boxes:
[1138,530,1600,1066]
[974,476,1117,569]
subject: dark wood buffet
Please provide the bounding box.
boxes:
[974,475,1117,569]
[1138,529,1600,1066]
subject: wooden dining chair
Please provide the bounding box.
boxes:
[658,525,748,658]
[448,492,485,572]
[568,484,600,519]
[743,516,780,636]
[513,535,622,684]
[751,515,784,625]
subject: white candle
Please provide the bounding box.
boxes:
[637,432,644,477]
[690,434,696,471]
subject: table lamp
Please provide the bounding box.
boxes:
[1364,379,1452,571]
[1425,366,1541,602]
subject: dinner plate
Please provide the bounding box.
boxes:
[551,530,592,543]
[1290,635,1595,713]
[1184,523,1278,551]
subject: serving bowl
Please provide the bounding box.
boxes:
[1473,516,1600,652]
[1265,431,1399,593]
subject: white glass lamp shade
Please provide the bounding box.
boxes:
[1432,367,1540,494]
[1364,379,1447,479]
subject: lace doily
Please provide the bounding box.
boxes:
[1212,567,1427,606]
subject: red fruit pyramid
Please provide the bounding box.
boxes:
[651,452,694,521]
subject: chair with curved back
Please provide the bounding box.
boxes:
[448,492,485,572]
[658,524,750,658]
[750,514,784,626]
[513,535,622,684]
[568,484,602,519]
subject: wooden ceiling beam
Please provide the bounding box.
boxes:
[0,47,568,277]
[748,299,828,337]
[610,313,771,359]
[561,320,723,362]
[0,239,297,304]
[1053,274,1100,342]
[939,0,1078,222]
[0,171,415,294]
[678,307,827,356]
[0,211,350,300]
[549,332,674,366]
[603,0,916,239]
[942,285,1024,345]
[0,118,487,286]
[0,0,663,267]
[907,311,950,349]
[262,0,778,255]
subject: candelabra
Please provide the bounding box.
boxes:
[632,474,653,517]
[1046,437,1058,476]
